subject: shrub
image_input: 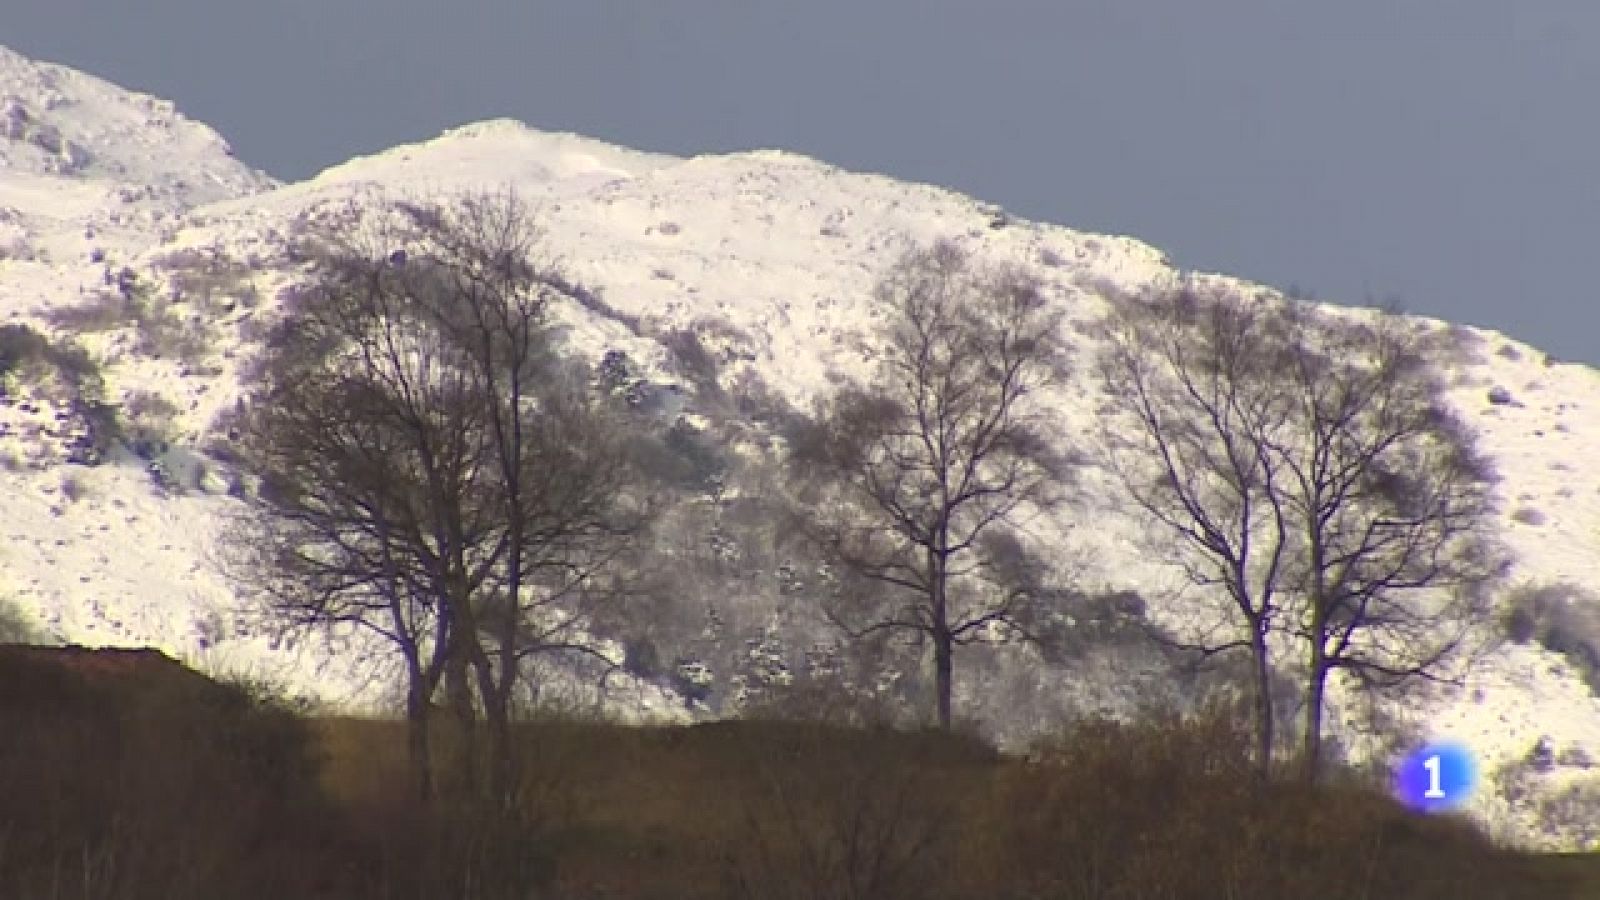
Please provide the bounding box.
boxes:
[1513,506,1547,526]
[45,338,103,392]
[716,721,987,900]
[1502,582,1600,693]
[237,310,272,344]
[596,348,634,395]
[0,595,41,643]
[42,288,141,332]
[1441,323,1489,368]
[727,366,799,428]
[662,327,722,397]
[43,272,214,364]
[970,705,1565,900]
[59,471,88,503]
[0,322,48,377]
[628,417,727,493]
[1505,603,1538,644]
[663,416,726,489]
[133,306,214,362]
[166,264,256,315]
[1559,743,1594,769]
[1536,780,1600,849]
[19,336,124,464]
[561,278,642,335]
[123,387,180,460]
[1493,750,1600,851]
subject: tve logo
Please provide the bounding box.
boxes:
[1393,742,1478,813]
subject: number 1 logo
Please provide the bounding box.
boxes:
[1395,743,1476,812]
[1423,754,1445,799]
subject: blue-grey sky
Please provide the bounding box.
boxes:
[6,2,1598,364]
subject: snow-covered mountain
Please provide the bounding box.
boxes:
[0,44,275,262]
[2,44,1598,849]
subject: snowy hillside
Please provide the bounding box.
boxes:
[0,44,274,262]
[1,44,1598,848]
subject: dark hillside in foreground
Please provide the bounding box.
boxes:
[0,644,228,699]
[0,645,1583,899]
[0,644,344,898]
[1538,854,1600,896]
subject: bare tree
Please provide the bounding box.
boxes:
[226,190,644,804]
[794,240,1070,729]
[228,237,488,802]
[1096,288,1295,772]
[1097,284,1504,778]
[393,191,649,806]
[1270,302,1503,779]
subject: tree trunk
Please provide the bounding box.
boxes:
[1303,554,1331,784]
[405,680,435,804]
[1250,624,1275,778]
[484,339,525,815]
[445,641,478,796]
[930,544,954,731]
[491,528,524,812]
[933,633,953,730]
[1304,641,1329,783]
[475,646,514,811]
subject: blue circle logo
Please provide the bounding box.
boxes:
[1393,742,1477,812]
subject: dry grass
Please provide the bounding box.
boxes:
[314,711,1571,900]
[0,651,1583,900]
[0,646,343,900]
[969,707,1565,900]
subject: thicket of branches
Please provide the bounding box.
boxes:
[1097,284,1504,778]
[225,190,648,807]
[789,240,1073,729]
